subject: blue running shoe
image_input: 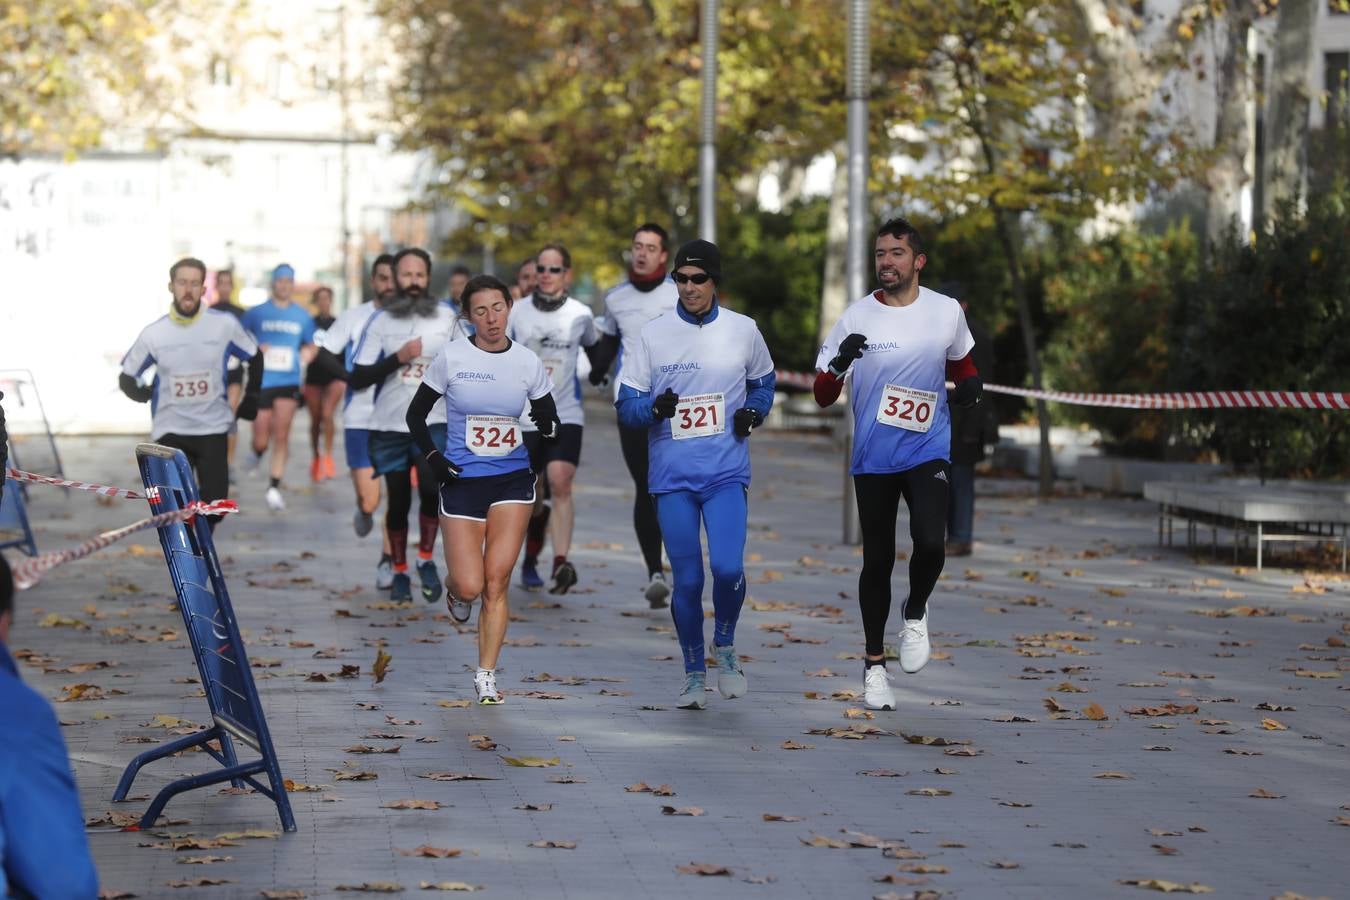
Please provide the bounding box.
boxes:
[390,572,412,602]
[418,559,442,604]
[520,558,544,591]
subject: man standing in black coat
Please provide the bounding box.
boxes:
[940,282,998,557]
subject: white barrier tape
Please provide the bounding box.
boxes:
[11,499,239,590]
[982,384,1350,411]
[5,467,145,499]
[773,371,1349,411]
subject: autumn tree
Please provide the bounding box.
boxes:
[878,0,1191,495]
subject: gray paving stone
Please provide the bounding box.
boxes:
[6,400,1348,899]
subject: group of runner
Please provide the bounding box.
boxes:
[118,216,982,710]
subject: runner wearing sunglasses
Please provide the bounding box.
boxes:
[616,240,775,709]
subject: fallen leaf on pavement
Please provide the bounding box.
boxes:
[1260,718,1288,731]
[164,878,232,888]
[1124,704,1198,717]
[436,699,471,709]
[514,803,552,811]
[502,756,559,767]
[397,846,461,858]
[661,806,704,816]
[174,855,232,865]
[675,863,731,876]
[988,859,1020,869]
[1254,702,1296,712]
[330,770,377,781]
[906,788,952,797]
[762,813,804,822]
[800,835,853,849]
[780,740,814,750]
[859,769,906,777]
[383,799,441,810]
[419,772,498,782]
[1117,879,1213,893]
[335,884,404,893]
[527,840,576,849]
[1095,772,1132,779]
[1152,844,1180,856]
[1249,788,1284,799]
[902,734,970,746]
[372,649,392,684]
[418,883,482,892]
[343,745,400,754]
[261,891,307,899]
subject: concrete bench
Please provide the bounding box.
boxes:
[1142,480,1349,571]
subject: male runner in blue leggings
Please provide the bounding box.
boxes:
[616,240,775,709]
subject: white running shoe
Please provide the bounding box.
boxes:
[243,447,264,477]
[375,558,394,590]
[898,611,930,674]
[863,665,896,711]
[474,668,502,705]
[265,486,285,511]
[676,671,707,710]
[644,572,670,609]
[714,645,747,699]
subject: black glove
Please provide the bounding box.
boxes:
[235,394,259,422]
[733,407,763,437]
[651,387,679,420]
[828,333,868,376]
[952,376,983,409]
[425,450,462,485]
[530,410,561,441]
[588,367,608,387]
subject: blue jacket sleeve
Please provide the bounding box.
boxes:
[615,383,656,429]
[744,371,776,418]
[0,680,100,899]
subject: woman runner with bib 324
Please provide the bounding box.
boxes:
[406,274,561,705]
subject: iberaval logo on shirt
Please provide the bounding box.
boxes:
[456,371,496,382]
[660,362,702,374]
[262,320,302,335]
[865,341,902,353]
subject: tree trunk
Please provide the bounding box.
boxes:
[1205,5,1258,246]
[1263,0,1316,222]
[818,141,850,347]
[992,208,1054,499]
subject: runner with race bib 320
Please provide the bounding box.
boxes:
[814,216,982,713]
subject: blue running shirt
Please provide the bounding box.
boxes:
[241,299,316,389]
[816,287,975,475]
[621,307,774,494]
[421,339,553,478]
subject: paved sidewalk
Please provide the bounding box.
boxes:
[7,408,1348,899]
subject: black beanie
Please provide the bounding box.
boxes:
[672,239,721,282]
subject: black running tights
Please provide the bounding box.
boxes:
[384,458,438,534]
[619,422,664,577]
[855,459,949,657]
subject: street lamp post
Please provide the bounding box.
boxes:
[842,0,869,545]
[699,0,718,242]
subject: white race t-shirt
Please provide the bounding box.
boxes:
[815,287,975,475]
[351,306,470,432]
[600,277,678,399]
[506,297,598,429]
[121,309,259,440]
[421,338,553,478]
[323,302,380,430]
[621,305,774,495]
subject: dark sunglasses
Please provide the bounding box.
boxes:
[672,272,712,285]
[535,264,566,274]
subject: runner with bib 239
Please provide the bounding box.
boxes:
[814,217,982,713]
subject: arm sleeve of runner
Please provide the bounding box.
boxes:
[586,333,620,381]
[405,383,441,457]
[244,349,264,396]
[311,347,350,383]
[615,383,656,429]
[946,352,978,382]
[348,354,401,390]
[813,370,844,408]
[118,372,153,403]
[744,370,776,418]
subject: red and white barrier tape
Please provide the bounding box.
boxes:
[982,384,1350,410]
[773,371,1349,410]
[5,467,145,499]
[11,499,238,590]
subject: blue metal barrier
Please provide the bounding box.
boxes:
[0,475,37,556]
[112,443,295,832]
